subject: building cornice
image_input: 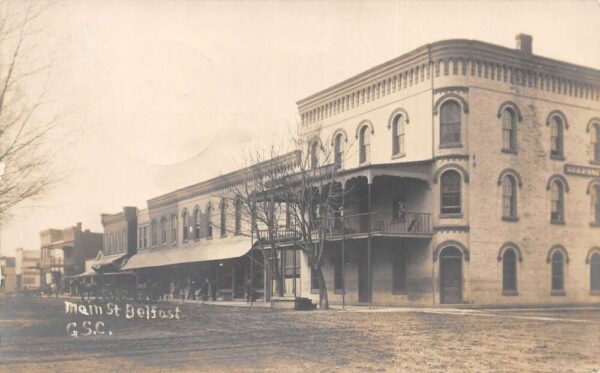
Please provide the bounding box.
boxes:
[147,151,301,209]
[297,39,600,124]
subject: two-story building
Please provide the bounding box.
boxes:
[15,248,41,291]
[289,34,600,306]
[39,223,103,293]
[120,154,300,301]
[96,207,138,272]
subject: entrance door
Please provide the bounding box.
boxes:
[440,246,463,304]
[358,249,370,303]
[233,266,245,299]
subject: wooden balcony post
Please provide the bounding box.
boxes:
[342,182,346,310]
[368,180,372,308]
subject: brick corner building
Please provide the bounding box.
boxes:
[294,33,600,306]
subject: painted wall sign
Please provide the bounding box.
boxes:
[564,164,600,178]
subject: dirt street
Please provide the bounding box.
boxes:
[1,297,599,372]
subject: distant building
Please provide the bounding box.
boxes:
[95,206,138,272]
[15,248,41,291]
[0,256,16,295]
[39,223,103,292]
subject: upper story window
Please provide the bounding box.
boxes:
[502,175,518,219]
[593,123,600,162]
[359,125,370,164]
[440,101,461,147]
[440,170,461,215]
[501,108,517,151]
[310,140,319,170]
[549,116,564,159]
[392,113,405,156]
[220,200,227,237]
[234,198,242,235]
[171,214,177,243]
[550,180,565,223]
[334,133,344,169]
[593,184,600,224]
[160,217,167,245]
[194,208,201,240]
[137,228,142,249]
[206,204,213,238]
[151,220,157,246]
[142,226,148,248]
[182,209,189,242]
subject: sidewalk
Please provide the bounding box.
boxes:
[42,294,271,308]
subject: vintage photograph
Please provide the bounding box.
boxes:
[0,0,599,372]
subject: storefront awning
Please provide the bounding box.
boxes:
[91,253,128,271]
[122,235,254,270]
[64,270,97,279]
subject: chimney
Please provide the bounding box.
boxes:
[516,34,532,54]
[76,222,82,231]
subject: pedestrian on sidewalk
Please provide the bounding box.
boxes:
[245,277,253,304]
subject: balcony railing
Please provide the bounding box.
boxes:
[256,211,431,243]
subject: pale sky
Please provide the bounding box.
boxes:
[2,0,599,256]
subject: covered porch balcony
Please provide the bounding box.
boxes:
[257,210,431,243]
[256,161,433,244]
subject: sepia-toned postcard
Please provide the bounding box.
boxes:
[0,1,599,372]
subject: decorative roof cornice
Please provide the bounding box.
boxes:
[147,151,302,209]
[297,39,600,123]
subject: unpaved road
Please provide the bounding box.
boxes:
[1,297,599,372]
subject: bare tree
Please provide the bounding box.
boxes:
[272,127,348,310]
[220,148,301,300]
[223,126,352,309]
[0,0,58,221]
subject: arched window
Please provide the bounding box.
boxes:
[550,180,565,223]
[359,125,370,164]
[310,140,319,169]
[594,185,600,224]
[151,220,157,246]
[334,133,344,169]
[501,108,517,151]
[440,170,461,215]
[502,175,517,219]
[194,208,201,240]
[182,210,189,241]
[206,204,213,238]
[220,200,227,236]
[234,198,242,235]
[549,116,564,158]
[440,101,461,146]
[591,252,600,294]
[551,250,565,293]
[594,124,600,162]
[171,214,177,243]
[160,217,167,245]
[502,248,517,294]
[392,113,405,156]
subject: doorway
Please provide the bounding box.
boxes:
[439,246,463,304]
[358,249,370,303]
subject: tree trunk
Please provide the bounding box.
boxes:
[316,265,329,310]
[273,259,284,297]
